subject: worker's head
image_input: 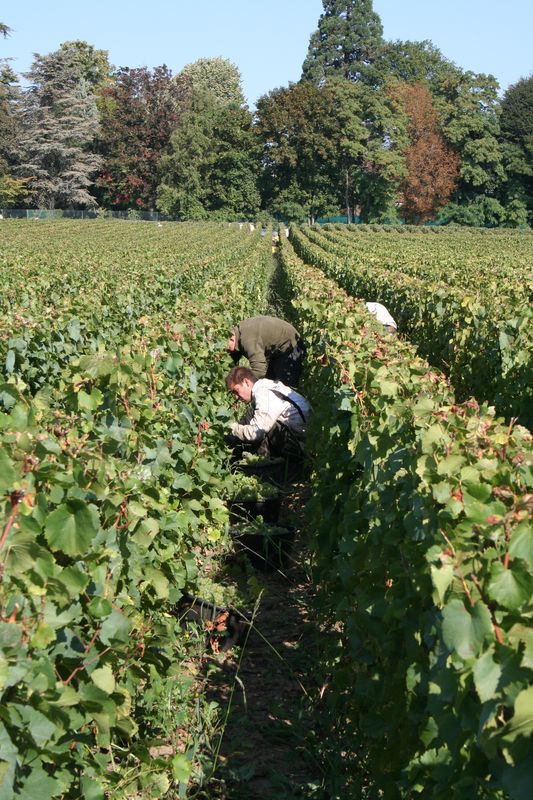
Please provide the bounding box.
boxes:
[226,366,256,403]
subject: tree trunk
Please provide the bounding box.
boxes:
[345,170,352,224]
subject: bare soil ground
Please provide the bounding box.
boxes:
[200,485,326,800]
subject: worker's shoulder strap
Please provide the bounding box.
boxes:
[270,388,307,422]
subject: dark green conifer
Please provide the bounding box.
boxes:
[302,0,384,84]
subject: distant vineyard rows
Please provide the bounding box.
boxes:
[290,224,533,428]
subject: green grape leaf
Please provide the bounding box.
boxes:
[44,501,99,556]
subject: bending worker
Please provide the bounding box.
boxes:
[365,302,397,335]
[228,315,305,388]
[225,366,310,459]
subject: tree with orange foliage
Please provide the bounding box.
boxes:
[397,83,459,224]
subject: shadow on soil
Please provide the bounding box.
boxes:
[198,483,328,800]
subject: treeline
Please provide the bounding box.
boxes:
[0,1,531,226]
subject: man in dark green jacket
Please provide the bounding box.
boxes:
[228,315,305,388]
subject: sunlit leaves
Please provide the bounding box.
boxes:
[0,450,16,491]
[44,500,99,556]
[91,665,116,695]
[488,561,533,611]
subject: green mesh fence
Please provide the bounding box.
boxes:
[0,208,173,221]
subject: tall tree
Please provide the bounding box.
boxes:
[179,57,245,106]
[376,39,457,90]
[58,40,111,90]
[498,75,533,225]
[0,55,20,173]
[395,82,459,223]
[0,19,16,169]
[376,40,515,224]
[500,75,533,150]
[302,0,384,84]
[255,82,339,223]
[255,79,405,223]
[0,20,28,207]
[329,78,407,222]
[0,62,27,207]
[96,65,190,210]
[18,45,102,208]
[436,70,505,220]
[157,89,260,219]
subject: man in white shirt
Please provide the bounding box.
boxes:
[365,302,397,334]
[225,366,310,458]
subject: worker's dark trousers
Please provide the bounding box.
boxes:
[231,421,304,461]
[266,341,306,388]
[260,422,305,460]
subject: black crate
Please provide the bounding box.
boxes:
[230,525,295,570]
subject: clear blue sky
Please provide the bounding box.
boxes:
[2,1,531,105]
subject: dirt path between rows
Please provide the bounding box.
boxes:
[202,487,325,800]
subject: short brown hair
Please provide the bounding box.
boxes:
[226,366,257,389]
